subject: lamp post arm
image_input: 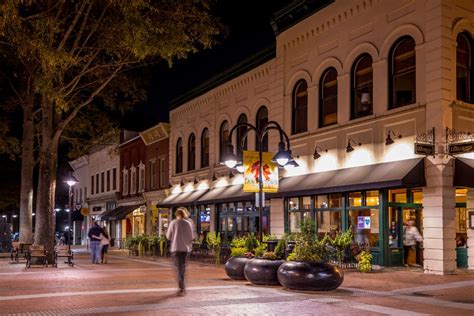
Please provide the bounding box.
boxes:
[262,121,291,150]
[228,122,259,150]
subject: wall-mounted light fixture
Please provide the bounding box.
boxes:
[385,130,402,146]
[346,138,362,153]
[229,171,235,179]
[212,173,217,181]
[284,159,299,171]
[193,177,199,185]
[313,146,328,160]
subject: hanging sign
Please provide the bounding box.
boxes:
[448,142,474,155]
[243,151,279,193]
[80,208,90,216]
[414,143,434,156]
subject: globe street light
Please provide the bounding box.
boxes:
[223,120,294,241]
[65,179,78,246]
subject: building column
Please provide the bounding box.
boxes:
[145,201,153,235]
[467,189,474,270]
[422,157,456,274]
[270,198,284,237]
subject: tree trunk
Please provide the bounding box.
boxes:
[19,100,34,244]
[34,104,59,258]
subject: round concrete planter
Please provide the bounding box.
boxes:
[277,261,344,291]
[244,258,285,286]
[224,256,251,280]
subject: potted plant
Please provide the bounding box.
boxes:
[277,220,344,291]
[158,235,168,257]
[244,235,287,286]
[225,234,256,280]
[125,236,138,256]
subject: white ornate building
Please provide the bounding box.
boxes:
[161,0,474,274]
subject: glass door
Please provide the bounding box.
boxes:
[402,207,424,266]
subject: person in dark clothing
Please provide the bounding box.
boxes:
[87,222,103,264]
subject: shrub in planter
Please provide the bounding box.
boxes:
[356,250,372,273]
[225,235,257,280]
[278,220,344,291]
[206,232,222,265]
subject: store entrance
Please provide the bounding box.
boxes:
[388,206,423,266]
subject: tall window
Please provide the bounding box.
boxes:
[101,172,105,193]
[130,165,137,194]
[150,159,156,189]
[106,170,110,191]
[351,54,373,119]
[95,173,99,194]
[138,162,145,193]
[188,133,196,171]
[91,175,94,196]
[112,168,117,190]
[201,128,209,168]
[319,68,338,127]
[219,121,230,163]
[176,138,183,174]
[159,158,165,188]
[236,114,248,155]
[457,32,473,103]
[256,106,268,152]
[292,80,308,134]
[122,169,129,196]
[389,36,416,109]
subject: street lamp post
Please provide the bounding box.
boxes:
[66,179,78,246]
[223,120,295,241]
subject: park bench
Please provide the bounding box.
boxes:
[10,242,31,263]
[26,245,48,268]
[53,245,74,267]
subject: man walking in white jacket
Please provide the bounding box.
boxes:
[166,207,194,296]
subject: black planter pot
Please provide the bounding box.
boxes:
[225,256,251,280]
[277,261,344,291]
[244,258,285,286]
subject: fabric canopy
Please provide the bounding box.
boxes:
[454,157,474,188]
[274,158,425,197]
[196,185,256,204]
[100,204,143,221]
[158,189,209,208]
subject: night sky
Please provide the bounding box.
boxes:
[123,0,291,131]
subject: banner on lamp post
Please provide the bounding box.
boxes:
[243,150,279,193]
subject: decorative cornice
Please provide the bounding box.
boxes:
[140,123,170,145]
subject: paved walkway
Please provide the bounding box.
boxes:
[0,248,473,315]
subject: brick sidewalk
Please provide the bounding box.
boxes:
[0,248,472,315]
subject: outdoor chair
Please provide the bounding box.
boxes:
[26,245,48,268]
[53,245,74,267]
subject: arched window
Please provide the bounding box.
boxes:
[389,36,416,109]
[175,138,183,174]
[292,80,308,134]
[319,68,338,127]
[219,121,230,163]
[236,114,248,155]
[351,54,373,119]
[187,133,196,171]
[256,106,268,152]
[457,32,473,103]
[200,128,209,168]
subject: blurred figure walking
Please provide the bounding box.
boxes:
[88,221,103,264]
[166,207,194,296]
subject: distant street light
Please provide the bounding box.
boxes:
[65,178,78,246]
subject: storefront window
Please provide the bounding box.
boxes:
[317,210,342,238]
[413,189,423,204]
[329,194,342,208]
[389,188,407,203]
[302,196,311,209]
[349,192,362,207]
[455,188,467,245]
[349,209,379,247]
[366,190,379,206]
[289,197,299,210]
[200,207,211,233]
[289,211,311,233]
[316,195,328,209]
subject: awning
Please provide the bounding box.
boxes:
[100,204,143,221]
[196,185,255,204]
[274,158,425,197]
[158,189,209,208]
[454,158,474,187]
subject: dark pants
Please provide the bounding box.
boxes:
[172,252,188,290]
[404,245,412,265]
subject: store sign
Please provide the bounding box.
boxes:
[243,151,279,193]
[80,208,90,216]
[414,143,434,156]
[448,142,474,155]
[357,216,371,229]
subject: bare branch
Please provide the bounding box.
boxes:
[74,2,109,59]
[70,0,94,54]
[57,0,88,51]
